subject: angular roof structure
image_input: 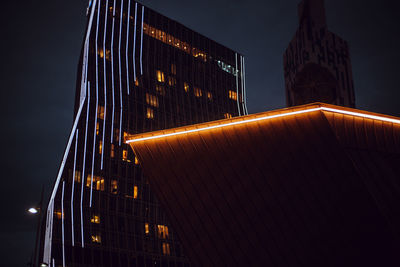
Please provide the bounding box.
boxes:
[126,103,400,266]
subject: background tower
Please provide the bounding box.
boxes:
[284,0,356,107]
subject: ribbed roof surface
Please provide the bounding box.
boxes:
[127,103,400,266]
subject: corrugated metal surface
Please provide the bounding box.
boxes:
[129,105,400,266]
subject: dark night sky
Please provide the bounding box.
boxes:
[1,0,399,265]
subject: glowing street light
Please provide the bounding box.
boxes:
[28,208,39,214]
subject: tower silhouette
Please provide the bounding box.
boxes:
[284,0,356,107]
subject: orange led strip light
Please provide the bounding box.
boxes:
[126,106,400,144]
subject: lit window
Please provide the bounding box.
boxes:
[156,70,165,83]
[171,64,176,75]
[90,215,100,224]
[145,223,150,235]
[54,211,63,220]
[74,171,81,183]
[146,93,159,107]
[111,144,115,158]
[184,82,189,93]
[98,106,105,120]
[162,243,171,255]
[98,49,104,58]
[143,23,206,62]
[122,150,128,161]
[229,90,237,101]
[146,108,154,119]
[168,76,176,86]
[194,87,202,97]
[111,180,118,194]
[98,49,110,60]
[96,122,99,135]
[157,225,169,239]
[207,92,213,100]
[135,156,139,165]
[156,85,166,95]
[224,113,233,119]
[99,140,102,154]
[86,175,105,191]
[133,185,138,199]
[91,235,101,244]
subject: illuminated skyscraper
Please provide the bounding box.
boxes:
[284,0,356,108]
[40,1,247,266]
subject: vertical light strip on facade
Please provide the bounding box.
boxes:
[140,6,144,75]
[242,56,248,115]
[126,0,131,95]
[110,0,116,143]
[90,0,102,207]
[61,181,65,267]
[101,0,109,170]
[118,0,124,146]
[43,84,87,264]
[235,53,241,116]
[240,55,248,115]
[70,129,78,247]
[43,1,97,263]
[132,2,137,82]
[80,82,91,248]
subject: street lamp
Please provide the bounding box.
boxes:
[28,208,39,214]
[28,186,44,267]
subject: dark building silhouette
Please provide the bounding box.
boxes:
[40,0,247,266]
[284,0,356,108]
[127,103,400,267]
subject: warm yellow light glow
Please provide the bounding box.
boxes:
[229,90,237,101]
[74,171,81,183]
[134,185,138,199]
[127,104,400,144]
[111,180,118,194]
[184,82,189,93]
[99,140,102,154]
[98,106,105,120]
[156,70,165,83]
[146,107,154,119]
[54,211,63,219]
[91,235,101,243]
[171,64,176,75]
[145,223,150,234]
[194,87,202,97]
[135,157,139,165]
[162,242,171,255]
[207,92,213,100]
[157,225,169,239]
[86,175,105,191]
[143,23,207,62]
[146,93,159,107]
[224,113,233,119]
[111,144,115,158]
[168,76,176,86]
[122,150,128,161]
[91,215,100,224]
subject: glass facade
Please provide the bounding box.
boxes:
[40,0,247,266]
